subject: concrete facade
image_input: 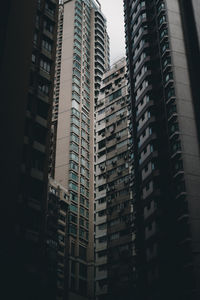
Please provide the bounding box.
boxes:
[124,0,200,299]
[95,58,135,300]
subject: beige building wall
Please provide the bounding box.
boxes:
[55,0,75,187]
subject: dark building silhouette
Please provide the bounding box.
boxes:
[0,0,59,298]
[124,0,200,299]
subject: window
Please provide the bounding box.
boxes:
[40,58,51,73]
[171,140,181,153]
[44,19,54,33]
[98,197,106,204]
[109,89,122,101]
[159,14,166,25]
[79,245,87,260]
[71,242,75,256]
[99,236,107,243]
[79,217,85,226]
[70,192,78,203]
[97,250,107,258]
[79,263,87,278]
[70,203,78,213]
[80,206,85,216]
[98,210,106,217]
[72,107,80,118]
[72,91,80,103]
[164,72,173,83]
[98,223,106,230]
[71,261,76,274]
[71,133,79,144]
[70,214,77,224]
[71,124,80,135]
[45,2,55,16]
[42,38,52,52]
[33,32,38,44]
[32,53,36,63]
[70,161,79,172]
[70,152,79,162]
[98,139,106,149]
[70,142,79,153]
[73,68,81,78]
[161,42,169,54]
[69,181,78,192]
[69,224,77,235]
[110,232,119,241]
[38,81,49,95]
[69,171,79,182]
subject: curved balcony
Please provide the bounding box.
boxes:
[95,34,105,47]
[95,49,104,61]
[95,41,104,53]
[95,10,105,24]
[95,15,105,29]
[95,28,105,40]
[95,61,104,73]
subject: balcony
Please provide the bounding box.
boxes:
[43,28,54,40]
[44,8,56,22]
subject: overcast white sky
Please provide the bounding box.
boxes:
[100,0,126,65]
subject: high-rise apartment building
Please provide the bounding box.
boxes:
[95,58,135,300]
[0,0,59,298]
[124,1,200,299]
[52,1,109,299]
[46,178,69,300]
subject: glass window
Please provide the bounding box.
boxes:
[70,152,79,162]
[80,206,85,216]
[70,142,79,153]
[69,224,77,235]
[70,203,78,212]
[69,181,78,192]
[40,58,51,73]
[79,263,87,277]
[42,38,52,52]
[70,161,79,172]
[79,245,86,259]
[71,133,79,144]
[69,172,79,182]
[71,124,80,135]
[71,116,80,127]
[70,192,78,203]
[70,214,77,224]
